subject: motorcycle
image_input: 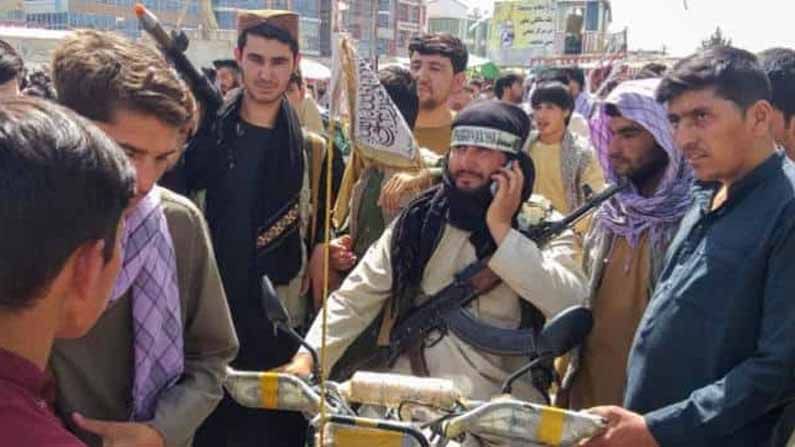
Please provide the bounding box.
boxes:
[224,276,606,446]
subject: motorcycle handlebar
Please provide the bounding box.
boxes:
[441,399,606,444]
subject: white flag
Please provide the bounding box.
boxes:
[330,35,421,168]
[350,51,419,162]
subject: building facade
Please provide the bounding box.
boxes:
[5,0,428,60]
[393,0,423,56]
[0,0,25,24]
[334,0,425,59]
[13,0,322,56]
[426,0,489,57]
[488,0,618,66]
[21,0,208,39]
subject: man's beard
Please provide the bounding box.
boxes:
[624,148,670,191]
[445,175,493,232]
[244,84,285,106]
[247,90,282,105]
[420,96,442,110]
[242,74,286,106]
[419,87,451,111]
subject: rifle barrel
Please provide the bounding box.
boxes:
[544,179,628,234]
[134,4,173,50]
[133,3,223,115]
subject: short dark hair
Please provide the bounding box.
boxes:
[656,46,771,111]
[563,66,586,89]
[537,67,570,86]
[759,47,795,122]
[0,39,23,85]
[495,73,524,99]
[532,81,574,125]
[0,97,135,310]
[635,62,668,79]
[408,33,468,74]
[378,66,419,130]
[531,81,574,111]
[238,22,299,55]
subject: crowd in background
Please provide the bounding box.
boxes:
[2,17,795,447]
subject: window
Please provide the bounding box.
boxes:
[398,3,407,21]
[376,11,388,27]
[214,10,237,29]
[300,19,321,54]
[429,18,459,35]
[377,38,390,54]
[408,5,418,23]
[397,30,410,48]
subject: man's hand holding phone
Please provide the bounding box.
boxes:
[486,160,524,245]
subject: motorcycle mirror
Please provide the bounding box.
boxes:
[260,275,290,325]
[260,275,322,380]
[501,306,593,395]
[536,306,593,357]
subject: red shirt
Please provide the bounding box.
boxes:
[0,348,86,446]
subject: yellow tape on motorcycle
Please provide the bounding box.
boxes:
[259,372,280,409]
[323,424,411,447]
[536,406,565,445]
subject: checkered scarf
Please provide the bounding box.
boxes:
[109,187,183,421]
[590,79,694,249]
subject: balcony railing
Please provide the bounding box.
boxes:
[551,30,623,55]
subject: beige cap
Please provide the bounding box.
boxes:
[237,9,299,44]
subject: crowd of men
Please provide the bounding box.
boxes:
[1,9,795,447]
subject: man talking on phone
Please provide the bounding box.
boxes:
[281,102,587,439]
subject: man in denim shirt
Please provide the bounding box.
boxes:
[583,47,795,447]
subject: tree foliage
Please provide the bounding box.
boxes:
[700,26,732,50]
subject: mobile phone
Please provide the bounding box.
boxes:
[490,160,514,196]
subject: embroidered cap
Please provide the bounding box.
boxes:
[450,101,531,154]
[237,10,299,45]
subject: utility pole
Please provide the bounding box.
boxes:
[371,0,378,69]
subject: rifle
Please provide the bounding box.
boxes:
[387,179,629,365]
[525,178,629,245]
[134,4,223,117]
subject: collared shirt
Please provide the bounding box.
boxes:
[0,348,85,446]
[625,152,795,446]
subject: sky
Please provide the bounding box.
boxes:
[465,0,795,56]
